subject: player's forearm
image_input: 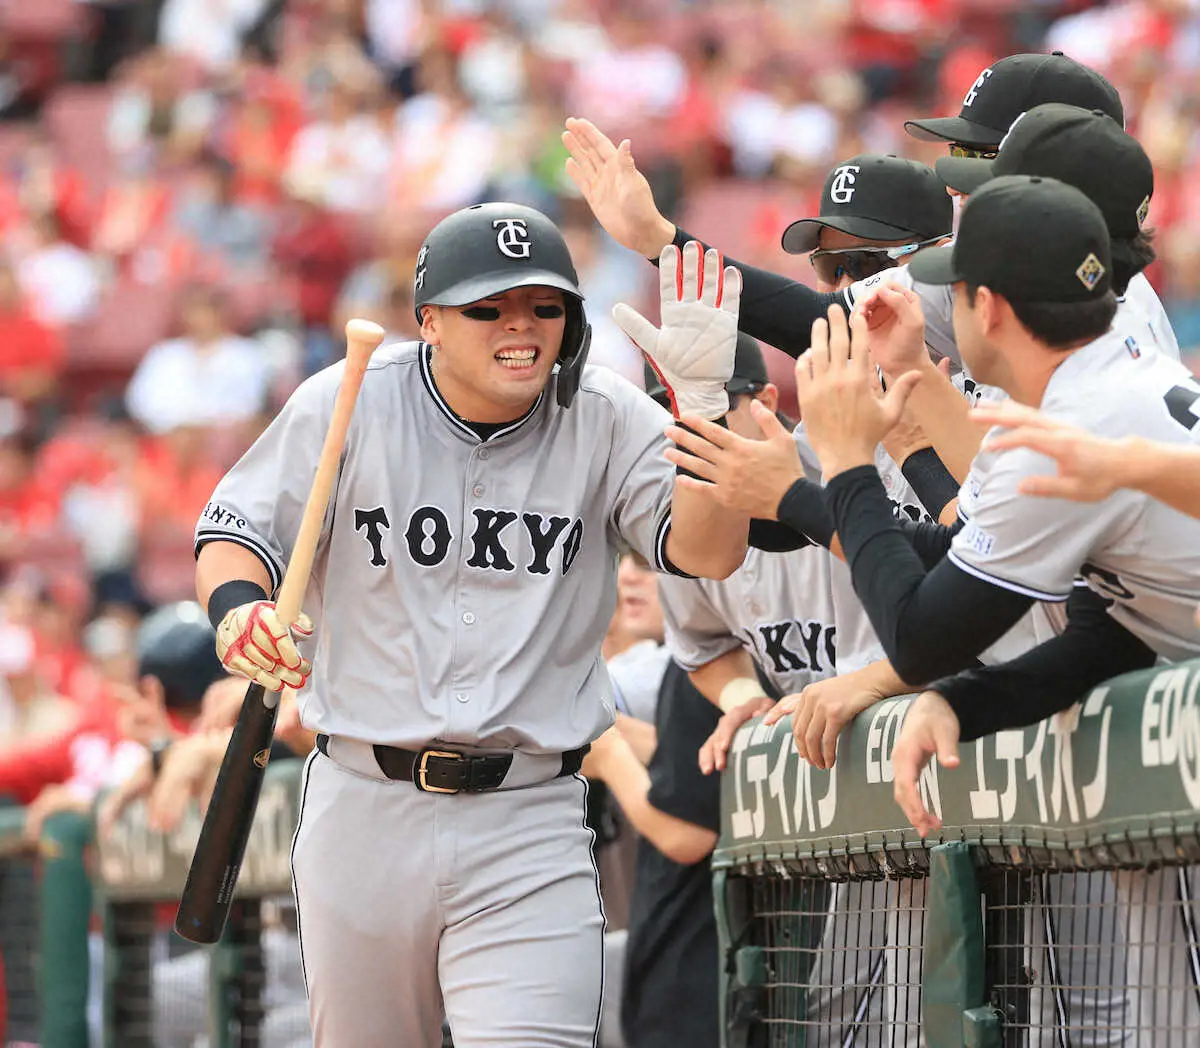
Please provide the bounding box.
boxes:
[196,541,274,610]
[849,659,913,700]
[903,364,979,483]
[665,485,748,579]
[614,713,657,765]
[598,734,718,865]
[1117,438,1200,517]
[688,647,765,710]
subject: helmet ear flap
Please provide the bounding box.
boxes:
[555,298,591,408]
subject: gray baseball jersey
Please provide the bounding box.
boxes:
[659,544,838,697]
[197,342,683,754]
[952,327,1200,660]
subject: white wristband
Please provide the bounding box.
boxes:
[718,676,768,715]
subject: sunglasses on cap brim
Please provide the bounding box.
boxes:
[808,234,947,285]
[948,143,999,159]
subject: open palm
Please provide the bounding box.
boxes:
[563,117,672,257]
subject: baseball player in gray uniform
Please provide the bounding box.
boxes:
[192,202,751,1047]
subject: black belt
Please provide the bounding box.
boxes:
[315,735,587,794]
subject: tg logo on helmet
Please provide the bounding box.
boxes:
[494,219,533,259]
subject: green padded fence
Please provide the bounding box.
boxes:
[714,658,1200,1047]
[0,757,305,1048]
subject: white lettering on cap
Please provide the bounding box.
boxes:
[829,165,860,205]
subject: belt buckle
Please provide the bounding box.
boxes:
[416,749,464,794]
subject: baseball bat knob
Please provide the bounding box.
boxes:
[345,318,386,346]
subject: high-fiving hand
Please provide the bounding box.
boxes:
[796,307,922,480]
[613,241,741,421]
[562,117,676,258]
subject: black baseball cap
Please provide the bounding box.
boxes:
[781,155,952,254]
[907,175,1112,303]
[905,52,1124,149]
[643,332,768,408]
[934,104,1153,240]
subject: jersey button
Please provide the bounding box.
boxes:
[479,449,490,461]
[473,484,484,497]
[455,692,470,703]
[462,611,476,625]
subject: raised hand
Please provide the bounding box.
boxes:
[562,117,676,257]
[613,240,742,420]
[796,306,921,480]
[666,402,804,517]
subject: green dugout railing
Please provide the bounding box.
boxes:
[714,658,1200,1047]
[0,757,303,1048]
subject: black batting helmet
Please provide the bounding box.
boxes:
[136,602,226,710]
[413,202,592,408]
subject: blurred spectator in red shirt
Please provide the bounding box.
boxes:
[0,432,61,563]
[273,179,354,374]
[0,261,65,407]
[90,146,173,280]
[134,424,226,605]
[0,129,92,248]
[217,68,304,207]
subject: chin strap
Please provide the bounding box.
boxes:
[555,320,592,408]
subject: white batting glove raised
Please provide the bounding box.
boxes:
[612,240,742,420]
[215,601,313,692]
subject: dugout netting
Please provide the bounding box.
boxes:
[0,841,41,1046]
[723,854,1200,1047]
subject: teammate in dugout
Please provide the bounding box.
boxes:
[767,177,1200,835]
[193,202,751,1047]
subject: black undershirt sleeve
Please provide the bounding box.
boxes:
[931,585,1158,741]
[775,478,835,547]
[825,465,1037,685]
[757,478,960,568]
[748,518,814,552]
[900,518,961,570]
[899,447,961,520]
[662,228,845,359]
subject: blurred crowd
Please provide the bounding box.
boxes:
[0,0,1195,922]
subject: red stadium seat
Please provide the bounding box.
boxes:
[43,85,116,186]
[65,274,179,377]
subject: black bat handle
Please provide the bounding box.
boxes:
[175,681,280,944]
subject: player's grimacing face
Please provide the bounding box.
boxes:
[422,286,567,421]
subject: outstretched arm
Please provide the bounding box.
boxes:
[563,116,843,359]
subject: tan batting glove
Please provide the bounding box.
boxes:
[215,601,313,692]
